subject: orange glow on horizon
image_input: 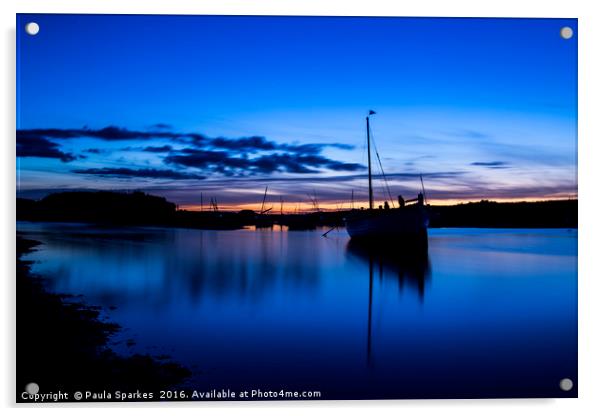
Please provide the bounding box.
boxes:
[178,195,577,213]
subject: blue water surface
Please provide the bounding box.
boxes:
[18,223,577,399]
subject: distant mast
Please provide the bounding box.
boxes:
[260,186,268,213]
[367,110,376,210]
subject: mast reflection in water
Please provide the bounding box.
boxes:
[346,240,430,367]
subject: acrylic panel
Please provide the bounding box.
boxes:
[16,14,578,402]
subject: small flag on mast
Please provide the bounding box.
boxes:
[368,110,376,115]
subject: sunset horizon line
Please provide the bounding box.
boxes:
[178,195,578,213]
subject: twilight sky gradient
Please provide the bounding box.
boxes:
[16,14,577,211]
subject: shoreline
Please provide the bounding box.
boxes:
[17,192,578,230]
[16,235,190,401]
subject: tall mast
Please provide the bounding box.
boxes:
[420,173,428,205]
[260,186,268,212]
[366,114,374,210]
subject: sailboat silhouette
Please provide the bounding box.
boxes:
[344,111,429,246]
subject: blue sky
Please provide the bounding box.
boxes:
[16,14,577,210]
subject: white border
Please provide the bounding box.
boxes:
[3,1,602,415]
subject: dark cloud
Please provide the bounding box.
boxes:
[85,148,104,154]
[16,132,76,162]
[165,149,364,175]
[17,126,359,174]
[250,154,363,174]
[165,149,241,173]
[72,167,206,180]
[251,154,318,174]
[325,161,365,171]
[210,136,277,152]
[143,145,173,153]
[200,135,354,155]
[17,127,353,154]
[17,127,354,153]
[18,126,194,141]
[471,161,510,169]
[150,123,172,129]
[17,124,364,179]
[281,142,354,154]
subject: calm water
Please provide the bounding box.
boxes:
[18,222,577,399]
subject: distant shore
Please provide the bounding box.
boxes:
[17,191,577,230]
[16,235,190,401]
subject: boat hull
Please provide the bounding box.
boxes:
[345,206,429,241]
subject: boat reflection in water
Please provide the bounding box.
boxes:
[346,239,430,366]
[346,239,430,298]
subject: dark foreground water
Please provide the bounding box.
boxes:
[18,222,577,399]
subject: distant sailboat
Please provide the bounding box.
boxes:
[255,186,274,228]
[344,111,429,243]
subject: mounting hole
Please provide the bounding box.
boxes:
[25,382,39,394]
[559,378,574,391]
[25,22,40,36]
[560,26,573,40]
